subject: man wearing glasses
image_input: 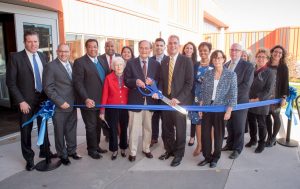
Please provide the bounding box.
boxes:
[222,43,254,159]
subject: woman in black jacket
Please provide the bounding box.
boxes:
[246,49,276,153]
[265,45,289,147]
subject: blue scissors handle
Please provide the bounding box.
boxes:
[138,85,155,96]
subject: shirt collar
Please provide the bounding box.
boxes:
[87,54,97,63]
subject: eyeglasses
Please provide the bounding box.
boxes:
[230,49,241,52]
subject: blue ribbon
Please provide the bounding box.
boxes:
[285,86,298,125]
[22,100,55,146]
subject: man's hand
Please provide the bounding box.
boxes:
[152,93,159,99]
[19,101,31,114]
[145,77,153,85]
[136,79,146,88]
[85,98,95,108]
[99,113,105,121]
[60,102,70,109]
[280,98,286,107]
[170,98,180,106]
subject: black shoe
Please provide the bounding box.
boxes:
[111,151,118,160]
[39,151,58,158]
[266,137,276,147]
[159,151,173,160]
[142,151,153,159]
[197,159,211,166]
[25,161,35,171]
[97,147,108,154]
[68,153,82,160]
[188,137,195,146]
[60,157,71,165]
[128,155,136,162]
[170,157,182,167]
[209,161,217,168]
[229,150,240,159]
[221,145,232,151]
[245,140,257,148]
[121,150,126,157]
[88,151,102,159]
[255,143,265,153]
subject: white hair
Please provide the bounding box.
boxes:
[111,56,125,71]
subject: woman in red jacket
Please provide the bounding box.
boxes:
[100,57,129,160]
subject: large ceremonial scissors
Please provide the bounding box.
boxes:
[138,81,188,115]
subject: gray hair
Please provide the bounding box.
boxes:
[111,56,126,71]
[168,35,180,44]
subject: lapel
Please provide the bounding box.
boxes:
[55,58,72,81]
[172,54,182,79]
[234,59,244,75]
[97,56,108,75]
[21,50,34,75]
[84,54,101,82]
[37,51,46,66]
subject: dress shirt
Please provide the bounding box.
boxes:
[25,49,43,84]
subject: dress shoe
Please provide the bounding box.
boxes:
[197,159,211,166]
[188,137,195,146]
[255,143,265,153]
[128,155,136,162]
[121,149,126,157]
[60,157,71,165]
[266,137,276,147]
[245,140,257,148]
[170,157,182,167]
[111,151,118,160]
[229,150,240,159]
[97,147,108,154]
[221,145,232,151]
[209,161,217,168]
[142,151,153,159]
[39,151,58,158]
[25,161,35,171]
[159,151,173,160]
[150,139,158,147]
[88,151,102,159]
[68,153,82,160]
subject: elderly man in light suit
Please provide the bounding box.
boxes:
[43,44,82,165]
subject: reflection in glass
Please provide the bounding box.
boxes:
[66,34,82,62]
[23,23,53,61]
[0,23,9,101]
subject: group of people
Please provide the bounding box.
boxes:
[6,30,289,171]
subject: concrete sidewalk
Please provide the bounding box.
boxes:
[0,110,300,189]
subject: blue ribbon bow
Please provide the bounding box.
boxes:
[285,86,298,124]
[22,100,55,146]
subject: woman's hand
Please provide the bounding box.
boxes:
[99,113,105,121]
[224,111,231,120]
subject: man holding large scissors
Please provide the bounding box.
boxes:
[153,35,193,167]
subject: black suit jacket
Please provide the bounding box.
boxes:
[159,54,194,105]
[225,59,254,103]
[43,58,75,112]
[151,54,168,63]
[124,57,160,111]
[100,53,121,70]
[73,54,109,107]
[6,50,48,106]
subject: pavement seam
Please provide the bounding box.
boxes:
[223,158,234,189]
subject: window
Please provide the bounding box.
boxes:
[66,34,83,62]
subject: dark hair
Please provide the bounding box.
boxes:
[209,50,226,65]
[24,30,39,42]
[268,45,287,66]
[198,42,212,52]
[85,39,98,48]
[155,38,165,44]
[121,46,135,59]
[182,42,197,64]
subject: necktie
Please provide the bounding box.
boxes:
[32,54,42,92]
[167,57,174,95]
[65,63,72,79]
[109,55,113,70]
[94,58,105,82]
[142,60,147,78]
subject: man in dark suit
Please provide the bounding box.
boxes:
[73,39,109,159]
[43,43,82,165]
[150,37,167,147]
[153,35,193,167]
[6,30,54,171]
[124,40,160,162]
[99,40,121,71]
[222,43,254,159]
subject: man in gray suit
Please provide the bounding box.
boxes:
[43,44,81,165]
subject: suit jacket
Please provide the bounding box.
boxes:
[159,54,194,105]
[6,50,48,106]
[100,53,121,70]
[43,58,75,112]
[200,68,237,107]
[249,67,276,115]
[73,54,109,107]
[124,57,160,111]
[151,54,167,64]
[225,59,254,103]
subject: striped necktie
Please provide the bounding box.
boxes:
[167,56,174,95]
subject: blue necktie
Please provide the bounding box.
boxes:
[32,54,42,92]
[94,58,105,83]
[65,63,72,79]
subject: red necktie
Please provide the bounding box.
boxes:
[142,60,147,78]
[109,55,113,70]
